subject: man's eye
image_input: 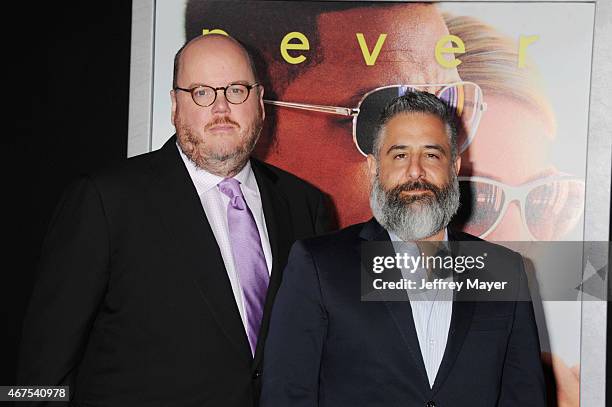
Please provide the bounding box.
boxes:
[394,153,406,160]
[195,88,210,97]
[426,153,440,159]
[229,86,246,94]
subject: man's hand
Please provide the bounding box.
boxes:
[542,352,580,407]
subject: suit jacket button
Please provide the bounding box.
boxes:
[253,370,261,379]
[425,401,436,407]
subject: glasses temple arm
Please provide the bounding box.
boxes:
[263,100,358,117]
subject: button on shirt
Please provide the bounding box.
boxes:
[178,144,273,332]
[389,230,453,388]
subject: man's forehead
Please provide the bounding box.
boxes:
[383,113,450,145]
[179,36,255,81]
[181,36,244,63]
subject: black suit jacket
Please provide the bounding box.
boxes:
[17,136,332,407]
[261,218,545,407]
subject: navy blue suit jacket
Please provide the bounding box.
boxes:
[261,218,545,407]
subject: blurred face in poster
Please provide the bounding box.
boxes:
[443,15,585,241]
[458,96,554,240]
[459,96,584,241]
[261,4,461,227]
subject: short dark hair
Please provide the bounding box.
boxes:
[373,91,458,160]
[172,35,260,89]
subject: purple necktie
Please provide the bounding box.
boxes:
[218,177,269,355]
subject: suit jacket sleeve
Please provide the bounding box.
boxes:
[497,254,546,406]
[260,240,327,407]
[18,176,110,390]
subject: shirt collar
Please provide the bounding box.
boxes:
[177,142,257,196]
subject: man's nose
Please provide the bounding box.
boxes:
[406,156,425,180]
[211,89,231,114]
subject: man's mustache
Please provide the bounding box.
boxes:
[391,180,441,195]
[205,117,240,131]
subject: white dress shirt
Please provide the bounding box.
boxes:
[177,144,273,332]
[389,230,453,388]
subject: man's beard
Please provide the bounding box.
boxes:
[176,111,263,176]
[370,170,460,241]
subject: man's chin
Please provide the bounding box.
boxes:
[199,137,245,158]
[205,129,242,140]
[205,147,247,163]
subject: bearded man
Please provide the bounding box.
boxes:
[18,35,331,407]
[260,91,546,407]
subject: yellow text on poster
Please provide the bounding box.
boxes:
[356,33,387,66]
[280,32,310,64]
[435,35,465,68]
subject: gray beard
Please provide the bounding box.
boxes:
[370,171,460,241]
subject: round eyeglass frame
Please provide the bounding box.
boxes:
[174,83,261,107]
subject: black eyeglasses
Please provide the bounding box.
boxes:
[174,83,261,107]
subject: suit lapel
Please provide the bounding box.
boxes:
[384,300,432,389]
[147,137,252,364]
[359,219,431,390]
[430,230,475,393]
[430,301,475,392]
[250,159,293,367]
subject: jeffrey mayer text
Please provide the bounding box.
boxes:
[372,278,508,292]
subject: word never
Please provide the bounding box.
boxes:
[202,29,539,68]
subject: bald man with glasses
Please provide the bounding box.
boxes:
[18,35,331,407]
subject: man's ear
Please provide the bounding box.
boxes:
[258,86,265,122]
[170,90,177,126]
[453,155,461,175]
[367,154,378,180]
